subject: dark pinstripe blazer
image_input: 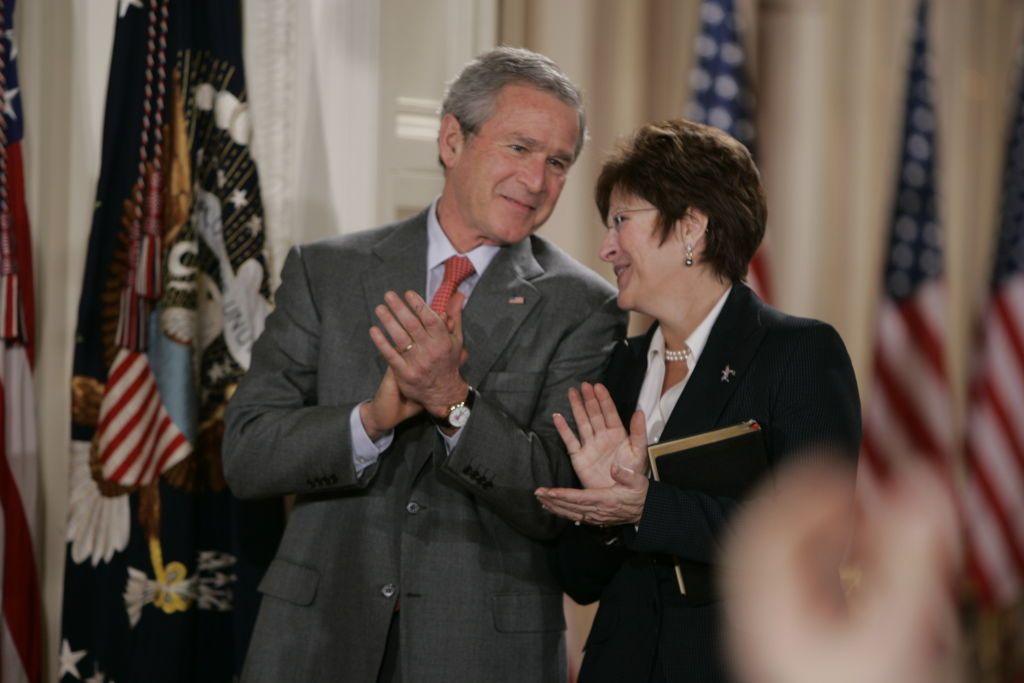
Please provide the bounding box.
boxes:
[552,284,861,683]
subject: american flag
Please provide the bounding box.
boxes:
[685,0,772,302]
[0,1,42,681]
[860,0,954,495]
[962,50,1024,607]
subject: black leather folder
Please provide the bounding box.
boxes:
[647,420,768,595]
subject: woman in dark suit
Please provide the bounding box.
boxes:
[535,119,861,682]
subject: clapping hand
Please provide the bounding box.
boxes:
[359,367,423,441]
[536,387,651,527]
[361,290,471,439]
[552,383,636,489]
[368,290,469,419]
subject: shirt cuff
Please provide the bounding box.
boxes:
[349,403,394,476]
[438,425,464,454]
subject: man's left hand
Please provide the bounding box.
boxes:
[369,290,468,417]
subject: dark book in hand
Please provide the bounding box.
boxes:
[647,420,768,595]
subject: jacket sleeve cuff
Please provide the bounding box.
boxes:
[629,480,680,553]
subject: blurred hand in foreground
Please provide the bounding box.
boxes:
[722,456,963,683]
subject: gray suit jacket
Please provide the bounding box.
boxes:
[223,210,625,683]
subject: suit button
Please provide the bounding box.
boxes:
[406,501,420,514]
[380,583,397,598]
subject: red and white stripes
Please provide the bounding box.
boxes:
[0,1,41,679]
[0,344,41,683]
[963,276,1024,606]
[96,349,191,487]
[100,0,189,489]
[860,282,955,499]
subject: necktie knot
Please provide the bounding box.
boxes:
[430,255,475,315]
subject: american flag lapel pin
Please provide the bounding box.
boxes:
[508,295,525,305]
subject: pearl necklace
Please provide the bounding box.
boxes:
[664,346,692,363]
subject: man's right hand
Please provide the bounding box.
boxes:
[360,367,423,441]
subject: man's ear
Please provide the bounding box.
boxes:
[438,113,467,170]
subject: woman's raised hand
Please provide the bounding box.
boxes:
[537,409,651,527]
[553,382,644,489]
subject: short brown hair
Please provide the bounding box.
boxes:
[595,119,767,284]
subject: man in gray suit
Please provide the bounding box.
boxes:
[223,47,625,682]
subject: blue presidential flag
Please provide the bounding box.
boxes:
[61,2,283,681]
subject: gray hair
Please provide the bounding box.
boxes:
[439,46,587,163]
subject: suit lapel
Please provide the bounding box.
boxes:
[408,236,544,484]
[458,238,543,388]
[660,285,768,441]
[360,211,430,376]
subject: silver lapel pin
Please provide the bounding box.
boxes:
[721,365,736,383]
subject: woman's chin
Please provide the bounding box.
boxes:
[616,291,636,313]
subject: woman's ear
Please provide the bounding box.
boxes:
[678,209,709,267]
[674,208,709,249]
[682,208,710,243]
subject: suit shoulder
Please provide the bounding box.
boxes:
[528,235,617,302]
[287,215,423,281]
[756,299,832,333]
[298,221,404,259]
[754,303,849,361]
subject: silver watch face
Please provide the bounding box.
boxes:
[448,403,471,428]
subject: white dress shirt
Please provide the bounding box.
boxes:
[635,287,731,445]
[349,198,501,475]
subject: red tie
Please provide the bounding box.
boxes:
[430,255,475,316]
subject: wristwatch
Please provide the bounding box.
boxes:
[437,386,476,429]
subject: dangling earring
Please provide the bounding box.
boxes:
[684,242,694,267]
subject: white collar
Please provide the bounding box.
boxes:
[426,197,501,276]
[647,286,732,368]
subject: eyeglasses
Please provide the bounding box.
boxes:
[606,207,658,231]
